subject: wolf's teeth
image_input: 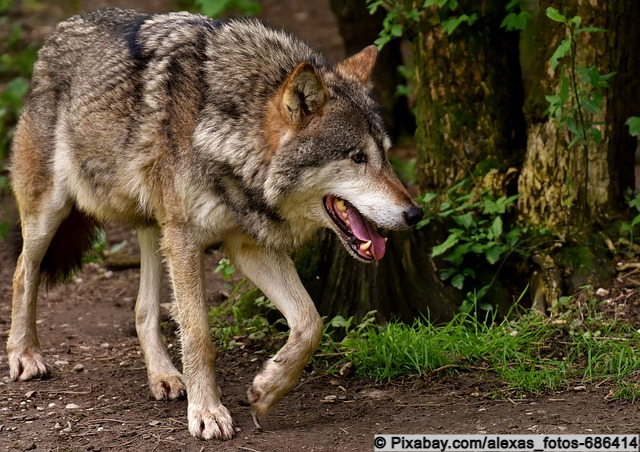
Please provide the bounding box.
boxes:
[384,237,388,242]
[335,199,346,212]
[360,240,372,251]
[341,211,349,220]
[345,220,351,227]
[364,250,372,256]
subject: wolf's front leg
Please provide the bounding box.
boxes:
[162,228,234,440]
[226,238,323,420]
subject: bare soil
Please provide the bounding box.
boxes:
[2,1,640,451]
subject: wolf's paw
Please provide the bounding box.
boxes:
[149,373,186,401]
[187,404,234,440]
[9,350,50,381]
[247,370,287,418]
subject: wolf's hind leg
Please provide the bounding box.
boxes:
[226,239,323,420]
[136,228,186,401]
[8,200,72,381]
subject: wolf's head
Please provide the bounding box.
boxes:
[264,46,423,262]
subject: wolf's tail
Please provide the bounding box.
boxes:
[12,206,101,287]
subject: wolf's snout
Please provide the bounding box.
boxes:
[403,205,424,227]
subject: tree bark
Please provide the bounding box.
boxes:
[297,228,461,324]
[414,0,526,190]
[517,0,640,227]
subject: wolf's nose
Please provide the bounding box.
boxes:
[403,205,424,226]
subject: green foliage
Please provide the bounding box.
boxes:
[193,0,260,17]
[82,229,127,263]
[366,0,477,49]
[626,116,640,137]
[0,16,38,163]
[620,191,640,242]
[416,179,523,308]
[330,296,640,398]
[500,0,531,31]
[214,257,236,280]
[544,8,614,217]
[209,287,287,352]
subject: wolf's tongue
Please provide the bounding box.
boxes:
[344,202,386,260]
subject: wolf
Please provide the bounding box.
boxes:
[7,8,423,440]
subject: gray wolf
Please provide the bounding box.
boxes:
[8,8,423,440]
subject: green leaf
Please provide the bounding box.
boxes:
[329,315,349,328]
[453,212,474,229]
[559,72,570,104]
[575,26,606,34]
[431,233,460,257]
[505,227,521,246]
[489,216,503,239]
[545,7,567,24]
[439,267,457,281]
[501,11,531,31]
[626,116,640,137]
[485,245,506,265]
[390,23,403,37]
[589,127,602,145]
[444,242,470,267]
[549,38,571,70]
[451,273,465,290]
[417,192,438,205]
[367,0,383,14]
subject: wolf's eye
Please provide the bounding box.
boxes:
[351,152,368,164]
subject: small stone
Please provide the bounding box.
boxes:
[65,403,80,409]
[100,343,110,348]
[339,361,354,377]
[55,360,69,366]
[72,363,85,372]
[595,287,609,297]
[24,390,36,399]
[321,395,337,403]
[149,420,160,426]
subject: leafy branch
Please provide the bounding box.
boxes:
[366,0,477,49]
[544,7,614,219]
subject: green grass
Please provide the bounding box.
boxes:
[324,296,640,398]
[207,281,640,400]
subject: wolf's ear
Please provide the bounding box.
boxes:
[336,45,377,83]
[281,61,327,127]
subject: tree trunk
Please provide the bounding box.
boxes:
[329,0,414,138]
[297,228,461,324]
[517,0,640,227]
[414,0,526,190]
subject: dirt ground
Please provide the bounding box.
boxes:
[2,1,640,451]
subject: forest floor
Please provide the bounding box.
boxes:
[2,1,640,451]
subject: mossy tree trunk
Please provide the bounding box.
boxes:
[414,0,526,190]
[517,0,640,227]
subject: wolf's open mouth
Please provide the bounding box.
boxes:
[323,195,386,261]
